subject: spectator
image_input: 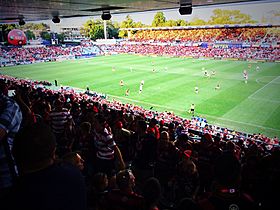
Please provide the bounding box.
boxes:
[92,114,125,180]
[198,153,259,210]
[0,88,22,209]
[105,169,145,210]
[12,122,87,210]
[148,118,160,140]
[49,98,73,156]
[142,177,162,210]
[175,198,200,210]
[0,72,279,210]
[62,151,85,171]
[154,131,181,198]
[88,172,109,210]
[131,120,157,184]
[172,158,200,202]
[112,120,133,162]
[77,121,96,177]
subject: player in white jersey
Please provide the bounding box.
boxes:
[139,83,143,94]
[195,86,199,94]
[215,83,220,90]
[243,70,248,84]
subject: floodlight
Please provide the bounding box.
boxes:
[179,0,193,15]
[52,16,60,23]
[101,11,111,20]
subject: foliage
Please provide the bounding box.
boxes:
[107,23,119,39]
[208,9,257,24]
[119,15,135,38]
[93,24,104,40]
[40,31,51,40]
[189,17,207,26]
[115,9,258,30]
[1,23,50,41]
[152,12,166,27]
[25,30,35,40]
[120,15,134,28]
[165,20,177,27]
[20,23,50,31]
[56,33,65,43]
[118,15,146,38]
[176,19,188,26]
[80,19,119,40]
[0,24,16,41]
[134,21,145,28]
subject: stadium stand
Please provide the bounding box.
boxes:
[1,25,280,210]
[1,72,279,209]
[1,25,280,66]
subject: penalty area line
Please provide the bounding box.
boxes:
[249,76,280,99]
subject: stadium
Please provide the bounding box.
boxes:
[0,1,280,210]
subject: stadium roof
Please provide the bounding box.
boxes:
[0,0,267,24]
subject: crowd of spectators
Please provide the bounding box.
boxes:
[0,26,279,210]
[0,45,97,66]
[105,26,279,61]
[102,44,280,60]
[1,44,278,64]
[1,26,279,67]
[130,27,279,44]
[0,74,279,210]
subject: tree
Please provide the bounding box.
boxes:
[25,30,35,40]
[20,23,50,31]
[134,21,145,28]
[56,33,65,43]
[18,23,50,39]
[152,12,166,27]
[118,30,127,39]
[1,24,16,42]
[120,15,135,28]
[119,15,136,38]
[81,19,101,39]
[164,19,188,27]
[107,21,119,39]
[80,19,95,38]
[189,17,207,26]
[176,19,188,26]
[81,19,119,40]
[165,20,177,27]
[40,31,51,40]
[208,9,257,25]
[92,24,104,40]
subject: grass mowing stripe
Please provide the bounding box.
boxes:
[107,93,280,133]
[248,76,280,100]
[1,54,279,137]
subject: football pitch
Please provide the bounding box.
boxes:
[1,54,280,137]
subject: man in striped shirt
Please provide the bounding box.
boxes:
[49,98,72,155]
[93,114,125,178]
[0,89,22,208]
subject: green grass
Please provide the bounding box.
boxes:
[1,54,280,137]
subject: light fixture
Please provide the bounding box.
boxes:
[52,16,60,23]
[101,10,111,20]
[179,0,193,15]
